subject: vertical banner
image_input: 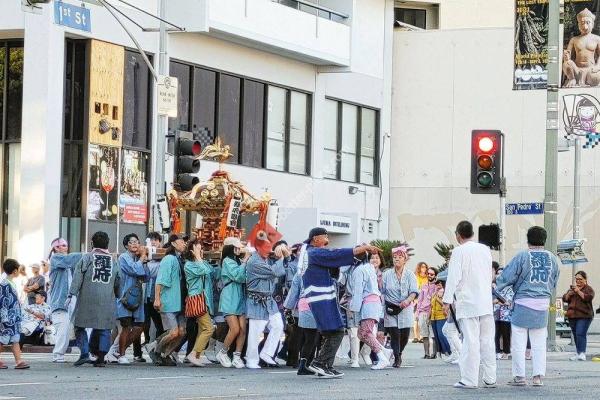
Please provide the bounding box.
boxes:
[513,0,549,90]
[562,1,600,87]
[88,145,120,221]
[120,150,149,224]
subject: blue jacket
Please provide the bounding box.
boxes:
[284,273,317,329]
[48,253,83,313]
[219,257,247,316]
[302,246,355,331]
[349,262,382,322]
[184,260,215,316]
[116,251,150,322]
[245,252,285,320]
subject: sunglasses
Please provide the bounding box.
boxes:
[427,273,436,277]
[128,239,140,245]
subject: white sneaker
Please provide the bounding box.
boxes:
[89,354,98,362]
[578,353,586,361]
[246,363,261,369]
[232,356,245,369]
[371,351,390,370]
[187,352,204,367]
[359,345,372,365]
[451,359,459,365]
[117,356,131,365]
[105,352,119,363]
[216,349,232,368]
[350,360,360,368]
[52,354,65,363]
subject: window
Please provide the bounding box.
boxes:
[324,98,379,185]
[123,50,152,150]
[0,41,24,260]
[394,8,426,29]
[170,60,311,174]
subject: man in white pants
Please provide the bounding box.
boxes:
[496,226,559,387]
[443,221,497,389]
[245,235,287,369]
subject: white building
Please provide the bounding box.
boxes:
[0,0,394,263]
[391,1,600,294]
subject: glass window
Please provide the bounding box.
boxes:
[241,80,265,168]
[0,45,6,139]
[192,67,216,146]
[340,103,357,182]
[217,74,241,164]
[4,143,21,258]
[266,86,286,171]
[395,8,426,29]
[360,108,377,185]
[289,91,308,174]
[123,50,152,150]
[323,99,338,179]
[168,61,190,132]
[6,47,23,141]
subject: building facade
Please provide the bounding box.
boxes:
[1,0,393,264]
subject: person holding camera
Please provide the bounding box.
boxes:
[216,237,249,368]
[563,271,595,361]
[382,244,418,368]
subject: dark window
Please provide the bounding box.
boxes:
[0,45,5,139]
[169,61,191,132]
[191,67,216,147]
[123,50,152,150]
[217,74,241,164]
[241,80,264,168]
[324,98,379,185]
[394,8,426,29]
[5,46,23,141]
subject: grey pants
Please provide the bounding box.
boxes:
[314,329,344,367]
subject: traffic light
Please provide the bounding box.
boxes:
[174,130,201,191]
[471,130,503,194]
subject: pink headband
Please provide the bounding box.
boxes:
[52,238,68,249]
[391,245,408,256]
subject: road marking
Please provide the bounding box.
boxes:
[178,395,260,400]
[268,370,296,374]
[137,376,192,380]
[0,397,27,399]
[0,383,45,387]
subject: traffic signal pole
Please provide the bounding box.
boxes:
[544,0,560,351]
[499,132,506,267]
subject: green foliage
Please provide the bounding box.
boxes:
[370,239,401,268]
[433,242,454,272]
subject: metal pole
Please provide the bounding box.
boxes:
[499,132,507,267]
[572,137,581,284]
[544,0,560,350]
[154,0,168,229]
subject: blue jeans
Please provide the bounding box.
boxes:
[570,318,593,354]
[75,327,111,358]
[431,319,451,354]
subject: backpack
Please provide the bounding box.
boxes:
[120,279,143,311]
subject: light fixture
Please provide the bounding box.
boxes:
[348,185,359,195]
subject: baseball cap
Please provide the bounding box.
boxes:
[304,227,328,244]
[223,237,244,248]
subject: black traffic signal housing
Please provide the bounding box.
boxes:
[471,130,503,194]
[174,130,201,191]
[479,223,500,250]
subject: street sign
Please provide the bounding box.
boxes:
[557,239,588,265]
[54,1,92,32]
[157,75,178,118]
[505,202,544,215]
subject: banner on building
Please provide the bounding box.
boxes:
[119,150,149,224]
[513,0,549,90]
[88,145,120,222]
[562,1,600,87]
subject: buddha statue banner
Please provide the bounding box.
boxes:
[562,1,600,88]
[514,0,549,90]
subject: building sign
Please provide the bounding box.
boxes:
[226,198,242,228]
[318,213,351,234]
[562,1,600,88]
[157,75,178,118]
[54,1,92,32]
[513,0,548,90]
[119,150,149,224]
[505,202,544,215]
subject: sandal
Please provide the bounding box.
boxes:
[0,361,8,369]
[14,361,30,370]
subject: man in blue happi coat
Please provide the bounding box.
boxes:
[301,227,380,378]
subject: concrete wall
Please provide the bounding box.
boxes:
[391,28,600,297]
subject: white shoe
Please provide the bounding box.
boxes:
[52,354,65,363]
[350,360,360,368]
[371,351,390,370]
[570,354,580,361]
[187,352,204,367]
[216,349,233,368]
[578,353,586,361]
[89,354,98,362]
[451,359,459,365]
[246,363,261,369]
[359,346,372,365]
[232,356,245,369]
[117,356,130,365]
[105,352,119,363]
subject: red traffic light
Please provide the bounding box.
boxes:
[478,137,494,153]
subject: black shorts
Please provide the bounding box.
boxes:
[119,317,144,328]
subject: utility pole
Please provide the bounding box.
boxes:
[499,132,507,267]
[154,0,168,230]
[572,137,581,284]
[544,0,560,350]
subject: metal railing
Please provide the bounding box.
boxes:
[272,0,349,22]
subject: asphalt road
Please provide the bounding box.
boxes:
[1,339,599,400]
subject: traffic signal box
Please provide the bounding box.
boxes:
[174,130,202,191]
[471,130,503,194]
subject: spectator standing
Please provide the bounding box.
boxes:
[416,267,438,358]
[24,264,45,305]
[496,226,560,387]
[563,271,595,361]
[413,262,429,343]
[494,267,514,360]
[430,279,451,358]
[140,232,165,352]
